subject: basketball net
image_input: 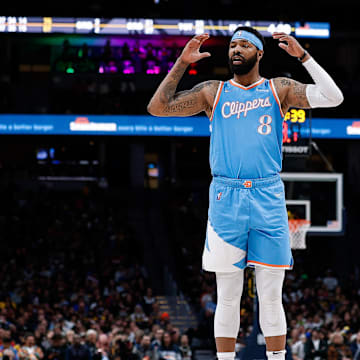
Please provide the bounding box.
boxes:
[289,219,310,249]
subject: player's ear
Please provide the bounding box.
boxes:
[258,50,264,61]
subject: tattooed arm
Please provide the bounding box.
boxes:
[147,34,219,118]
[147,59,220,117]
[273,77,310,114]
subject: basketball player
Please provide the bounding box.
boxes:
[147,27,343,360]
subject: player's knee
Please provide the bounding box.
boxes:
[216,293,240,326]
[257,275,283,321]
[218,292,240,307]
[259,303,286,336]
[214,272,243,338]
[214,297,240,338]
[259,293,283,325]
[256,267,286,336]
[258,286,282,305]
[258,287,286,336]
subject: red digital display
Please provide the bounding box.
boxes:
[283,109,306,144]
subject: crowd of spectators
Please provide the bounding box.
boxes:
[284,267,360,360]
[0,183,196,360]
[1,161,360,360]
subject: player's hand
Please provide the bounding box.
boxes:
[272,32,305,58]
[179,34,211,65]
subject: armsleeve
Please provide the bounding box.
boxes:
[303,57,344,108]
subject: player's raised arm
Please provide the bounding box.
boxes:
[147,34,219,118]
[272,32,344,113]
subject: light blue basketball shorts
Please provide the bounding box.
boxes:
[202,174,293,272]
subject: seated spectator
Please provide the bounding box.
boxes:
[143,288,156,316]
[151,329,164,352]
[84,330,97,358]
[304,329,327,359]
[155,332,181,360]
[310,315,324,330]
[149,303,162,326]
[130,305,149,328]
[19,334,44,360]
[132,330,144,351]
[65,331,75,347]
[45,334,66,360]
[65,334,90,360]
[112,336,139,360]
[351,331,360,360]
[327,332,352,360]
[95,334,110,360]
[178,334,192,360]
[127,322,140,345]
[158,313,170,330]
[132,335,155,359]
[170,328,180,347]
[289,328,305,360]
[0,337,19,360]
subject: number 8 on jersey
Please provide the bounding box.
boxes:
[257,115,272,135]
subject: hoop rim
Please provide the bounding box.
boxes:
[288,219,311,224]
[288,219,311,232]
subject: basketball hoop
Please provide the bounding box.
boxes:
[289,219,310,249]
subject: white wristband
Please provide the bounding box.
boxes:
[302,57,344,108]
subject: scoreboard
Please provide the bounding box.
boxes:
[0,17,330,38]
[282,109,312,156]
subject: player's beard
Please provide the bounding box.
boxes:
[228,53,258,75]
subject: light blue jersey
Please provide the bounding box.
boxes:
[209,78,284,179]
[203,77,293,272]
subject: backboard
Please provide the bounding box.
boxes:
[281,172,343,235]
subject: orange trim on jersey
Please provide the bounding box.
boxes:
[247,260,291,268]
[210,81,224,122]
[269,79,285,118]
[229,77,265,90]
